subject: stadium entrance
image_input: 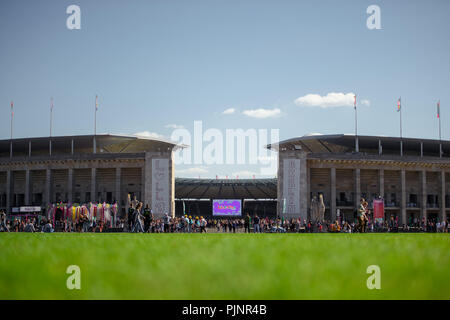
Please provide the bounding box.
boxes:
[174,178,277,218]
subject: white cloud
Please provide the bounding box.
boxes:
[165,124,184,129]
[295,92,369,108]
[222,108,236,115]
[242,108,281,118]
[133,131,164,139]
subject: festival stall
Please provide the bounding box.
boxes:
[47,202,118,229]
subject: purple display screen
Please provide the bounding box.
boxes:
[212,200,242,216]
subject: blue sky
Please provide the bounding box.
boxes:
[1,0,449,177]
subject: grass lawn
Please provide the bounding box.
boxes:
[0,233,449,300]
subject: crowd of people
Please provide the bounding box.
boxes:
[0,196,448,233]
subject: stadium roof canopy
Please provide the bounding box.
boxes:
[175,178,277,200]
[0,134,186,157]
[267,134,450,158]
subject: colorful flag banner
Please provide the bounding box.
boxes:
[437,100,440,118]
[397,97,401,112]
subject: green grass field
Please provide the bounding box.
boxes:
[0,233,449,300]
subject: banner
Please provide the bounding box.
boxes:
[282,159,300,215]
[152,158,170,215]
[373,199,384,222]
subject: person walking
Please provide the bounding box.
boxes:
[200,216,207,233]
[132,202,145,233]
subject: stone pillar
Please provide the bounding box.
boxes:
[379,169,384,200]
[91,168,97,203]
[330,167,336,221]
[68,168,73,204]
[6,170,13,213]
[306,165,311,214]
[355,168,361,206]
[45,169,52,205]
[25,169,31,205]
[299,157,308,221]
[400,169,407,225]
[141,166,145,204]
[440,171,446,222]
[170,152,175,218]
[421,171,427,223]
[115,167,121,210]
[144,153,152,210]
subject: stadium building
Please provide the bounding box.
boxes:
[0,134,179,217]
[268,134,450,224]
[1,133,449,224]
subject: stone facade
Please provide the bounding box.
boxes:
[0,151,175,218]
[277,150,450,224]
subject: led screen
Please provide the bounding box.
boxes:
[212,199,242,216]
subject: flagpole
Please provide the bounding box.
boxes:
[399,97,403,156]
[50,97,53,156]
[354,95,358,152]
[50,97,53,137]
[438,100,442,157]
[10,101,13,158]
[94,95,97,154]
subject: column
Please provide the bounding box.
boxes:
[421,171,427,223]
[141,166,145,204]
[25,169,31,205]
[330,167,336,221]
[299,157,308,221]
[355,168,361,206]
[115,167,121,208]
[440,171,446,222]
[379,169,384,199]
[68,168,73,204]
[45,169,52,205]
[91,168,97,203]
[306,165,311,214]
[6,170,12,213]
[400,169,406,225]
[144,153,152,210]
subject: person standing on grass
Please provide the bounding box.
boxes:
[143,204,151,232]
[244,213,251,233]
[24,220,35,232]
[163,213,170,233]
[253,215,260,233]
[42,219,54,233]
[0,211,9,232]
